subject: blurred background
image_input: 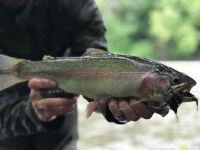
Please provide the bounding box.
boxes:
[96,0,200,60]
[77,0,200,150]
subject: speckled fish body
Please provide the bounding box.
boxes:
[0,49,198,112]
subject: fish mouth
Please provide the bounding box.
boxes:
[180,91,198,104]
[168,83,198,113]
[173,83,197,103]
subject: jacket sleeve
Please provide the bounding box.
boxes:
[69,0,107,56]
[0,83,66,139]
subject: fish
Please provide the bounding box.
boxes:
[0,48,198,117]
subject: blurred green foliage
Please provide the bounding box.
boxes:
[96,0,200,60]
[179,145,189,150]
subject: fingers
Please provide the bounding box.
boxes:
[108,98,154,122]
[32,97,77,122]
[108,99,126,120]
[108,99,139,122]
[28,78,78,122]
[29,78,57,100]
[130,99,153,119]
[33,97,77,110]
[28,78,57,90]
[119,100,140,121]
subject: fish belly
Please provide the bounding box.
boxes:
[56,72,145,99]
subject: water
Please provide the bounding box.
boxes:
[77,61,200,150]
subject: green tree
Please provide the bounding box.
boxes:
[96,0,200,60]
[97,0,158,59]
[150,0,200,59]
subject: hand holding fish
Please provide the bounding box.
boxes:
[90,98,169,123]
[108,98,153,121]
[28,78,159,123]
[28,78,78,122]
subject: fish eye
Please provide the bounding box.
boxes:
[172,77,180,84]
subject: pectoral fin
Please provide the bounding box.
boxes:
[86,101,98,118]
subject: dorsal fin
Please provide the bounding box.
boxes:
[83,48,111,56]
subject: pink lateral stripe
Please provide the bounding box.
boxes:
[47,70,147,78]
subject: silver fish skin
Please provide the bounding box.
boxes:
[0,48,198,113]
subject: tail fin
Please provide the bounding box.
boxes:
[0,54,25,91]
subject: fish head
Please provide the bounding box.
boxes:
[155,64,198,113]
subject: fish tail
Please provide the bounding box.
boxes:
[0,54,24,91]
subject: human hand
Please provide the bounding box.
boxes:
[87,97,169,123]
[28,78,78,122]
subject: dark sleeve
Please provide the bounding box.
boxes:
[69,0,107,56]
[0,83,65,139]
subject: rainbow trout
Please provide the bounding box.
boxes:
[0,49,198,115]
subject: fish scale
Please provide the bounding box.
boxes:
[0,48,198,113]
